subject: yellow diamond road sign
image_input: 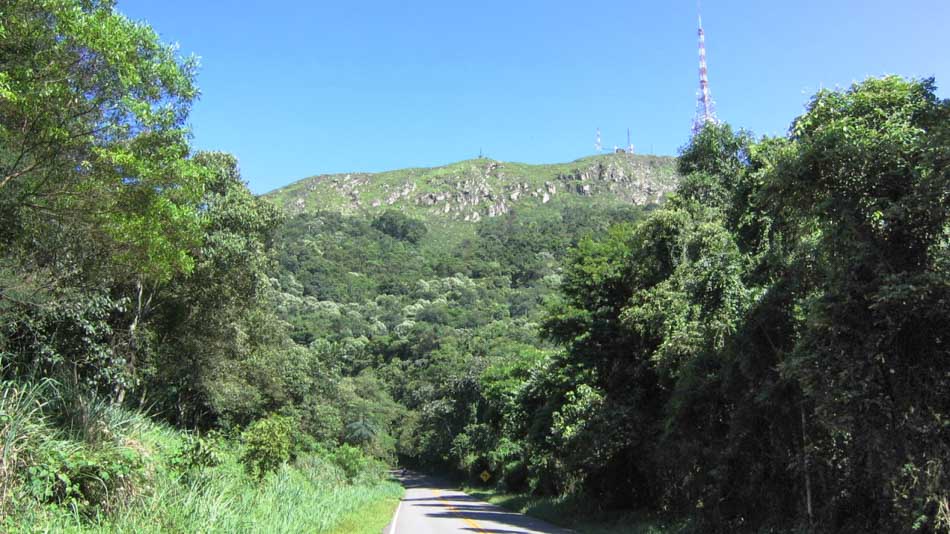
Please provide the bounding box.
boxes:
[480,470,491,482]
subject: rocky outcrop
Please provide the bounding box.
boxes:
[272,154,678,221]
[553,159,671,205]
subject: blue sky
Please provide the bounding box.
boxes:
[119,0,950,193]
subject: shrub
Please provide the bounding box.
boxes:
[25,440,143,518]
[170,432,222,482]
[326,444,367,481]
[241,414,294,479]
[323,444,387,483]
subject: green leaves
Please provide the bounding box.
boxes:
[371,210,428,244]
[0,0,204,284]
[3,5,946,529]
[25,437,144,518]
[526,77,949,530]
[241,414,295,479]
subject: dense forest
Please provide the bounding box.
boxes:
[1,1,948,533]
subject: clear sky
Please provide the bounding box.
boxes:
[119,0,950,193]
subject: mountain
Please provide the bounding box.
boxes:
[264,153,679,223]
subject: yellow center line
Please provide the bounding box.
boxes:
[434,489,485,533]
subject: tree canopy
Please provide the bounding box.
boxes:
[1,3,947,531]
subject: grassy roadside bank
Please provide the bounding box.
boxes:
[328,495,401,534]
[459,485,688,534]
[0,380,404,533]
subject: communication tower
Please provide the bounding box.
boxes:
[692,3,719,135]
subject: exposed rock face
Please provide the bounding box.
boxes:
[271,154,678,221]
[487,200,508,217]
[553,159,670,205]
[386,182,416,205]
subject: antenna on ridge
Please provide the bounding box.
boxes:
[595,128,602,153]
[692,0,719,135]
[627,128,634,154]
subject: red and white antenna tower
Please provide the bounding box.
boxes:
[692,2,718,135]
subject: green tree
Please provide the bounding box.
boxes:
[774,77,950,531]
[0,0,207,398]
[0,0,204,283]
[241,414,294,479]
[143,152,285,427]
[371,210,428,244]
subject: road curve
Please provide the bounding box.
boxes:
[386,471,572,534]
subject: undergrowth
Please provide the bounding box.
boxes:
[0,379,403,533]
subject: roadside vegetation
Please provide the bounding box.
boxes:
[0,379,401,533]
[274,77,950,533]
[1,1,947,533]
[0,1,399,530]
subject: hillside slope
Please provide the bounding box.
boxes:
[265,153,678,222]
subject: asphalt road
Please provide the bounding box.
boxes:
[385,471,572,534]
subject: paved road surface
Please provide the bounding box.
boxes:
[386,471,572,534]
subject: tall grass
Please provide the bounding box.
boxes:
[99,450,402,533]
[0,378,55,519]
[26,443,403,533]
[1,379,403,533]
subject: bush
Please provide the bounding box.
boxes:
[170,432,222,481]
[323,444,386,484]
[241,414,294,479]
[25,440,143,518]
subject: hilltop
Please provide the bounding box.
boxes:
[265,153,679,222]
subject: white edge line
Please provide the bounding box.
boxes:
[388,498,402,534]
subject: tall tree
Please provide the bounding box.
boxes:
[0,0,206,396]
[0,0,204,283]
[774,77,950,531]
[144,152,285,427]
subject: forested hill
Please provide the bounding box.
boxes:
[2,2,948,532]
[264,153,678,222]
[266,77,950,534]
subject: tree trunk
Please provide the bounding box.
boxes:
[116,280,146,405]
[801,402,814,528]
